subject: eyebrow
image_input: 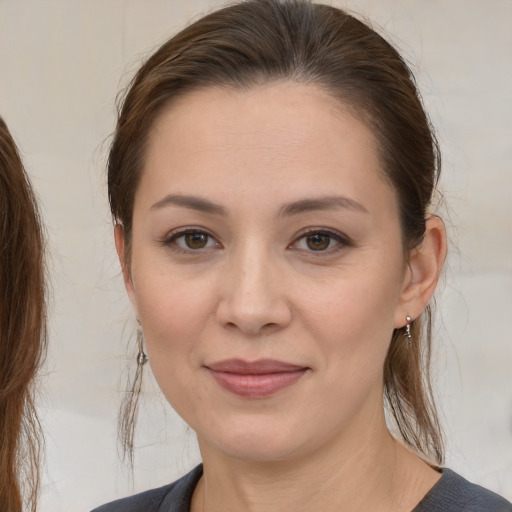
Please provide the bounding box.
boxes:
[280,195,368,216]
[151,194,227,215]
[150,193,367,216]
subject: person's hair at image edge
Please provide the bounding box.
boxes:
[0,116,47,512]
[108,0,443,466]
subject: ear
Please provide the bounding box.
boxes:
[394,215,447,328]
[114,224,139,316]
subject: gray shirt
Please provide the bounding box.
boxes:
[91,465,512,511]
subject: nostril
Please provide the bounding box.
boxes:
[215,282,292,335]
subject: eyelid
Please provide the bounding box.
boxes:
[161,226,222,252]
[289,227,352,252]
[159,226,351,254]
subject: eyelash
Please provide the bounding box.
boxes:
[161,227,221,254]
[161,227,352,255]
[289,228,352,254]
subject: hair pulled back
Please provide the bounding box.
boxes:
[0,117,47,512]
[109,0,443,464]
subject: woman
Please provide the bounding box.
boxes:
[93,1,512,510]
[0,117,47,512]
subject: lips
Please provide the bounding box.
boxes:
[205,359,308,398]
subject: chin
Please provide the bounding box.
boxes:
[196,415,314,463]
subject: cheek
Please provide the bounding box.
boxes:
[135,277,212,345]
[129,246,216,358]
[295,260,403,371]
[300,266,402,335]
[132,271,214,415]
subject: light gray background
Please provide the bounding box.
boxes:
[0,1,511,510]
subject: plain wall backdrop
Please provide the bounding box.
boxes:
[0,1,511,510]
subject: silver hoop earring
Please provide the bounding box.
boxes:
[405,315,412,340]
[136,327,148,366]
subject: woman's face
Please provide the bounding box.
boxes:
[122,82,413,462]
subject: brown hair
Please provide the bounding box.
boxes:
[0,117,47,512]
[109,0,443,464]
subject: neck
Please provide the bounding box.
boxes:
[191,411,438,512]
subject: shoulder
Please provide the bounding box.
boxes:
[414,468,512,512]
[90,484,174,512]
[90,465,203,512]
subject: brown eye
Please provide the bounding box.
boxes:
[184,232,209,249]
[306,233,331,251]
[165,229,219,252]
[292,230,347,253]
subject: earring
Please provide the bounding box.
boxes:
[136,327,148,366]
[405,315,412,340]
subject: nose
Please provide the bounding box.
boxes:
[216,243,292,336]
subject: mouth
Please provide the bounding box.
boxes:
[205,359,309,398]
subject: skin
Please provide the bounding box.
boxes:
[116,82,446,511]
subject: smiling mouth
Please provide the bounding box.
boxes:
[205,359,309,398]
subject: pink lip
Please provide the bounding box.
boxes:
[206,359,308,398]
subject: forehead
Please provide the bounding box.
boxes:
[139,82,395,212]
